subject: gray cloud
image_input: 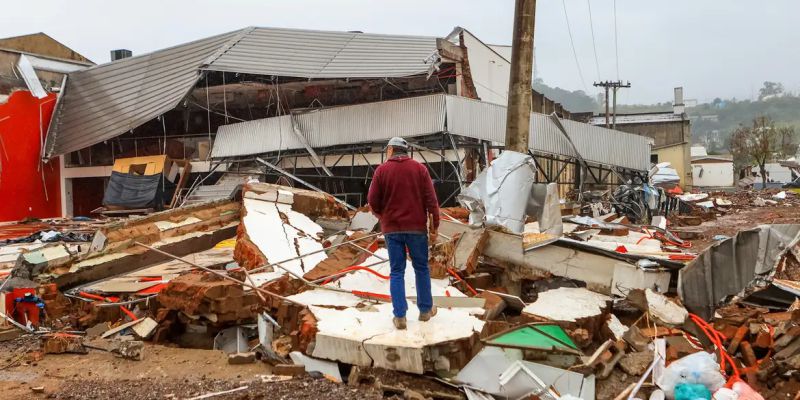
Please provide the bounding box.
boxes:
[1,0,797,104]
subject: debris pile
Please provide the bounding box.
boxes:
[2,183,800,399]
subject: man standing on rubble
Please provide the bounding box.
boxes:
[368,137,440,330]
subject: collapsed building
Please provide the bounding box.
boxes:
[41,26,651,217]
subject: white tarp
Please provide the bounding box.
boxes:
[459,151,536,234]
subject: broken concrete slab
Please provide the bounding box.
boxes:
[476,291,505,320]
[289,351,343,383]
[522,287,613,347]
[611,263,671,297]
[523,287,611,328]
[605,314,629,341]
[131,317,158,339]
[628,288,689,326]
[13,244,73,281]
[440,221,624,295]
[308,303,484,374]
[244,183,349,220]
[235,196,327,275]
[298,264,486,327]
[452,228,488,275]
[348,210,379,232]
[53,212,238,289]
[480,290,526,311]
[93,200,240,256]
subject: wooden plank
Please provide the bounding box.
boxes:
[102,318,145,339]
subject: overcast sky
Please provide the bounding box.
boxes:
[2,0,798,105]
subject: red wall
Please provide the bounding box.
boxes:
[0,91,61,222]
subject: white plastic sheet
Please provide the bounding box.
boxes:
[650,162,681,188]
[459,151,536,234]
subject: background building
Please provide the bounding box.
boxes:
[0,33,92,222]
[691,154,734,188]
[589,87,693,189]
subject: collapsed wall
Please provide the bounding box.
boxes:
[12,200,241,288]
[232,184,485,373]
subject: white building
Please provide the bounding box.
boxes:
[691,155,734,188]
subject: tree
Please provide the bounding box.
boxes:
[759,81,784,100]
[729,116,795,188]
[532,80,599,112]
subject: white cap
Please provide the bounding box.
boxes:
[386,136,409,150]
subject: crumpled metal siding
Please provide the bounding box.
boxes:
[205,27,439,78]
[679,224,800,319]
[44,30,241,158]
[212,115,299,159]
[295,95,446,148]
[445,95,505,143]
[213,94,651,171]
[211,95,446,158]
[445,96,651,171]
[559,119,652,172]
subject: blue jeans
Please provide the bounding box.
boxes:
[384,233,433,318]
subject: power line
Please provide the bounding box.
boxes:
[586,0,601,82]
[561,0,589,92]
[593,80,631,129]
[613,0,620,80]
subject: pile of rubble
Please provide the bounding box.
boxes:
[670,189,800,227]
[2,181,800,399]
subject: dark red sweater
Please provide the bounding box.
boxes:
[367,156,440,233]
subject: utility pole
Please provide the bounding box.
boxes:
[593,80,630,129]
[505,0,536,153]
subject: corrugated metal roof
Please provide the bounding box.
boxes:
[44,30,242,158]
[211,94,651,171]
[206,27,439,78]
[44,27,440,158]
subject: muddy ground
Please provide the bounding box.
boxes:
[675,202,800,251]
[0,334,389,399]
